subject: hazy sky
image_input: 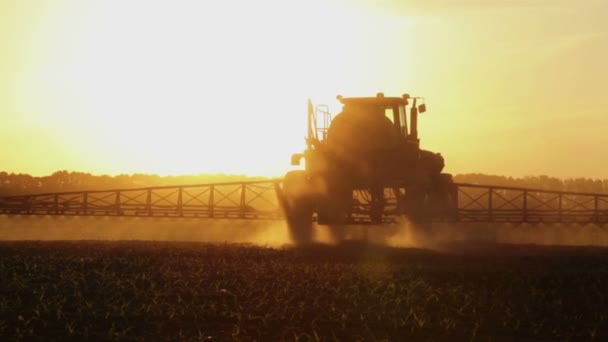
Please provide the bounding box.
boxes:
[1,0,607,178]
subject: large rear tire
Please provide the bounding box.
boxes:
[404,186,433,227]
[429,173,457,220]
[282,171,314,245]
[286,203,314,245]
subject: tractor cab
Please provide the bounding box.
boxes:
[293,92,427,167]
[336,92,426,142]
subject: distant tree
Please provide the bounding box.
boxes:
[3,170,606,197]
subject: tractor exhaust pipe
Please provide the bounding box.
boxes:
[410,97,419,141]
[307,99,315,149]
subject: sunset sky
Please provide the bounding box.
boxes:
[1,0,607,179]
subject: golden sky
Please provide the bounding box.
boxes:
[1,0,607,179]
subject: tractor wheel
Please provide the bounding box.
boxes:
[318,207,350,243]
[282,171,315,245]
[405,187,433,227]
[369,186,385,224]
[316,183,352,243]
[430,173,458,220]
[317,185,351,226]
[286,201,314,245]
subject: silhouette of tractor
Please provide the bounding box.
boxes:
[280,92,456,244]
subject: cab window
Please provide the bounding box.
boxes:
[384,107,394,123]
[399,105,408,137]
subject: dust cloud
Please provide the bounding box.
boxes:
[348,218,608,254]
[314,217,608,252]
[2,215,608,251]
[0,216,293,247]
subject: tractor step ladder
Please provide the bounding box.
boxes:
[314,104,332,140]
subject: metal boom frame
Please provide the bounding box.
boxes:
[1,181,608,225]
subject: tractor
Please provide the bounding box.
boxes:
[280,92,456,244]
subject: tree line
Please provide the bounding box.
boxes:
[1,170,607,196]
[0,171,270,197]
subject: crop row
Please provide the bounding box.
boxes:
[0,241,607,340]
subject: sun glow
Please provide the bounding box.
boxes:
[7,1,605,179]
[10,0,410,177]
